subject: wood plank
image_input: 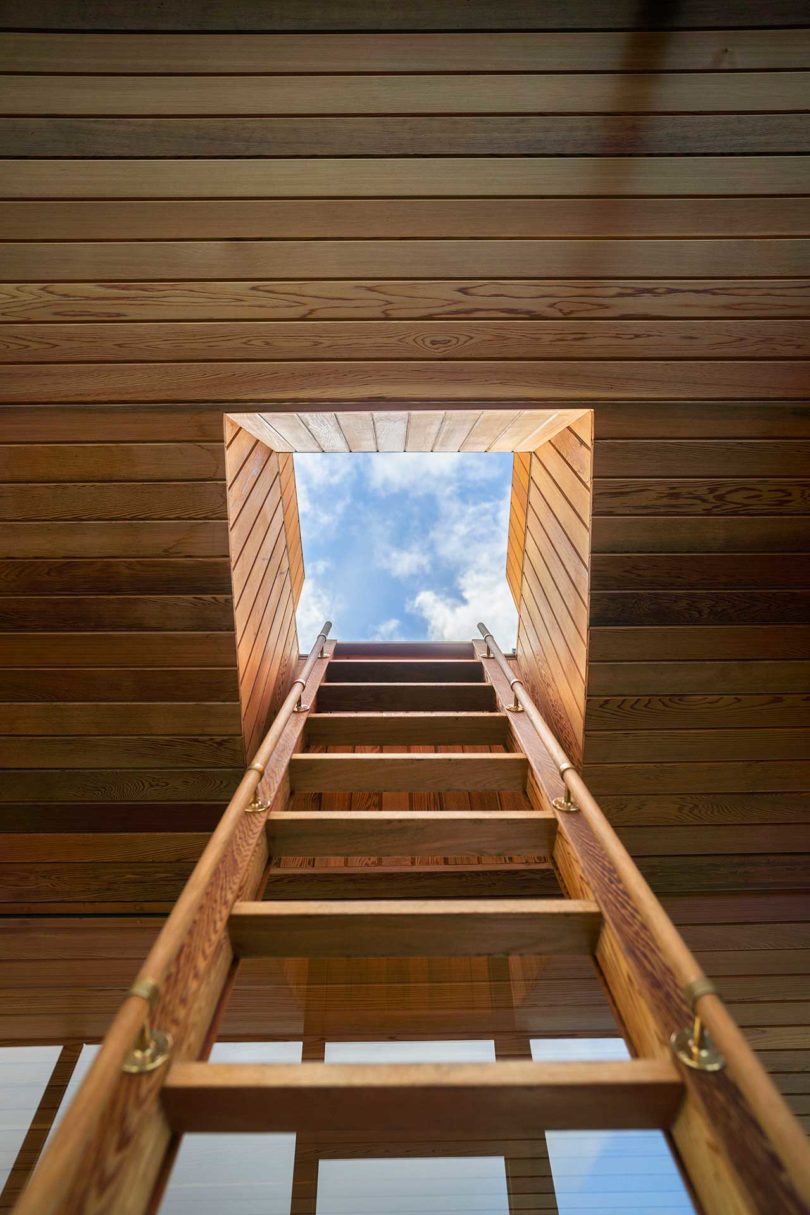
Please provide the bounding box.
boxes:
[5,114,809,158]
[0,668,239,702]
[6,317,808,361]
[0,482,227,520]
[591,517,810,553]
[4,281,808,323]
[0,407,226,442]
[2,2,806,30]
[0,443,225,482]
[1,520,229,557]
[162,1059,680,1135]
[619,824,810,857]
[589,591,810,627]
[228,899,601,957]
[0,735,243,769]
[4,243,809,282]
[0,632,236,667]
[316,683,496,711]
[266,810,557,857]
[305,712,509,746]
[585,694,810,732]
[0,833,209,862]
[0,556,233,595]
[334,642,474,658]
[593,478,810,516]
[588,625,810,662]
[3,30,806,72]
[585,727,807,764]
[0,595,234,631]
[590,553,810,591]
[3,158,808,199]
[589,661,810,695]
[3,73,808,116]
[0,702,242,735]
[325,660,484,683]
[593,440,810,478]
[599,791,810,828]
[289,753,528,792]
[0,768,243,803]
[592,402,810,440]
[583,761,810,795]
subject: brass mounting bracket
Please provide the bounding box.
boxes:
[504,677,524,713]
[671,977,726,1072]
[244,761,269,813]
[552,760,580,813]
[122,978,172,1074]
[291,678,310,713]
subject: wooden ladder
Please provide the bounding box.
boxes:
[15,624,810,1215]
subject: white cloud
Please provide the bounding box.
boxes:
[410,564,517,645]
[371,617,403,641]
[377,542,430,579]
[293,453,356,534]
[365,452,497,496]
[405,475,518,645]
[295,573,343,645]
[294,450,518,647]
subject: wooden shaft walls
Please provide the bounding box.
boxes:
[225,418,302,763]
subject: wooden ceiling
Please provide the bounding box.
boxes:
[234,409,585,453]
[0,1,807,1137]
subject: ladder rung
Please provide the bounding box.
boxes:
[267,810,556,856]
[334,642,475,659]
[289,752,527,792]
[326,659,485,683]
[305,711,509,746]
[316,683,496,711]
[162,1060,683,1135]
[228,898,601,957]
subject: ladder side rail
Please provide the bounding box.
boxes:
[477,624,810,1215]
[14,625,333,1215]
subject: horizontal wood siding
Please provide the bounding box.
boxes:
[0,408,243,913]
[585,419,810,900]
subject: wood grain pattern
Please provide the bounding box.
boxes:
[162,1059,680,1134]
[3,281,808,323]
[2,2,807,30]
[5,114,810,157]
[225,420,300,760]
[3,157,808,198]
[3,72,808,116]
[3,30,806,72]
[2,361,807,403]
[229,899,601,958]
[512,419,592,765]
[3,198,809,241]
[266,809,557,856]
[5,319,809,361]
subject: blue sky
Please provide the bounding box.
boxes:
[293,451,518,648]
